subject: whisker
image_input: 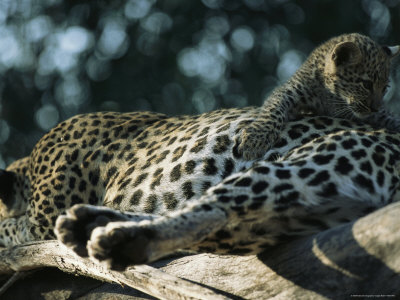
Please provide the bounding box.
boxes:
[332,106,355,118]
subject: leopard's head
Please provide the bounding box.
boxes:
[0,169,22,220]
[322,33,399,119]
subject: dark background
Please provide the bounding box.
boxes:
[1,0,400,167]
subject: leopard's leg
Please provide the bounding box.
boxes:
[83,204,227,269]
[59,152,393,270]
[55,197,228,270]
[236,89,294,160]
[55,204,160,257]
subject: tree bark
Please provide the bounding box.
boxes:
[1,202,400,299]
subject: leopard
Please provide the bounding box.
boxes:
[0,33,399,271]
[1,109,400,271]
[237,33,400,160]
[0,110,374,247]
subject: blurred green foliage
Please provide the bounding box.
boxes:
[0,0,400,167]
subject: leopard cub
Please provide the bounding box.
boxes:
[238,33,400,160]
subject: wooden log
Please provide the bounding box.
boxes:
[0,241,229,300]
[1,201,400,299]
[161,202,400,298]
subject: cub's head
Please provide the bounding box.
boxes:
[322,33,399,118]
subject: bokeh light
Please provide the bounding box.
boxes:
[0,0,400,165]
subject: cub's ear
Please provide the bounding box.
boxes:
[382,45,400,58]
[331,41,362,67]
[325,41,362,74]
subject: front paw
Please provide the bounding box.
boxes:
[88,222,156,270]
[237,126,279,160]
[55,204,131,257]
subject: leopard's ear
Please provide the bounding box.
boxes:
[382,45,400,58]
[325,41,362,74]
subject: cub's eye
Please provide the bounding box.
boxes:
[362,80,373,91]
[383,84,390,94]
